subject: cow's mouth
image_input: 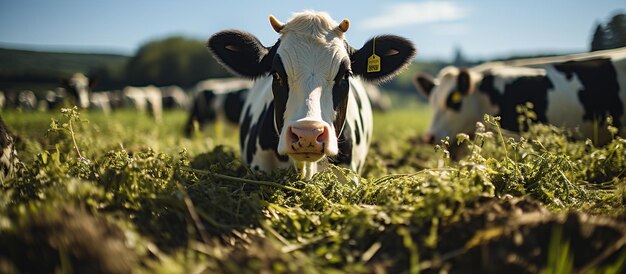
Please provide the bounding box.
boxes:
[289,152,325,162]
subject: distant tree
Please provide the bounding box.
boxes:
[126,36,230,87]
[452,46,470,67]
[590,12,626,51]
[590,24,606,51]
[606,13,626,48]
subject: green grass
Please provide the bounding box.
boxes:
[1,106,625,273]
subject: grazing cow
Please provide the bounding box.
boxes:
[45,88,65,110]
[0,115,20,182]
[208,11,415,178]
[87,90,118,114]
[61,73,94,109]
[184,78,253,136]
[18,90,37,110]
[123,86,163,122]
[413,48,626,145]
[161,85,190,110]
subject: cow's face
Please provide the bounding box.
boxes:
[414,67,490,144]
[209,11,415,164]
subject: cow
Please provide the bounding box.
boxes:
[44,88,68,110]
[61,73,95,109]
[161,85,190,110]
[89,90,125,114]
[123,86,163,122]
[0,115,21,182]
[208,11,415,178]
[17,90,37,110]
[184,78,253,136]
[413,47,626,146]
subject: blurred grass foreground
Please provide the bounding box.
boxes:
[0,106,625,273]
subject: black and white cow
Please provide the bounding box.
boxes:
[17,90,37,110]
[413,48,626,145]
[123,85,163,122]
[208,11,415,178]
[61,73,94,109]
[89,90,125,114]
[161,85,190,110]
[184,78,252,136]
[0,115,20,182]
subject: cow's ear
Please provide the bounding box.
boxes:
[208,30,274,78]
[457,68,474,95]
[351,35,416,82]
[413,73,437,97]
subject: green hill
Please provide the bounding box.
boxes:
[0,47,129,91]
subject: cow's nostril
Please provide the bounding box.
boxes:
[288,126,299,143]
[316,127,328,143]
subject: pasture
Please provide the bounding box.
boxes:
[1,102,625,273]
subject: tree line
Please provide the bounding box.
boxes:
[3,11,624,92]
[91,36,231,89]
[590,12,626,51]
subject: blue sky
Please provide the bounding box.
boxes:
[0,1,623,61]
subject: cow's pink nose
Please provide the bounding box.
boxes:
[287,124,330,154]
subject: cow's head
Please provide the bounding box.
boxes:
[413,66,490,144]
[61,73,94,109]
[414,65,553,145]
[208,11,415,165]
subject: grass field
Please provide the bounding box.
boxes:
[1,104,625,273]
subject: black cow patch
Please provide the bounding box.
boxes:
[329,127,353,167]
[479,74,554,131]
[258,102,288,161]
[184,90,217,136]
[553,58,623,128]
[272,55,289,134]
[353,119,361,145]
[242,102,288,164]
[332,61,351,136]
[224,89,249,124]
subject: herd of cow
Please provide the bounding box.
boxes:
[1,10,626,181]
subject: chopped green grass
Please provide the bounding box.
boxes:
[0,106,625,273]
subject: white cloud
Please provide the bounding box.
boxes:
[362,1,468,29]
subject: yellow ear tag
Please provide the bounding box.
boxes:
[451,91,462,103]
[367,38,381,73]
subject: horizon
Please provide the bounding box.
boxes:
[1,1,624,61]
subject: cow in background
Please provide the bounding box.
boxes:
[61,73,95,109]
[413,47,626,146]
[18,90,37,110]
[362,81,392,111]
[184,78,252,136]
[123,86,163,122]
[88,90,125,114]
[161,85,190,110]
